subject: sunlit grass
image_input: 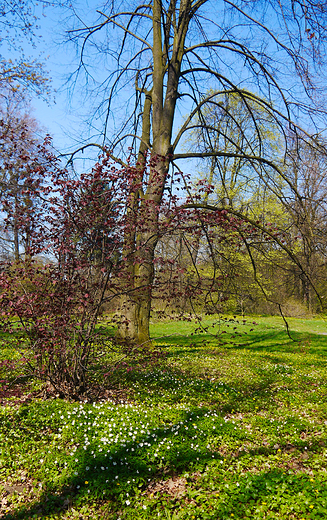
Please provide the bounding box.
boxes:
[1,315,327,519]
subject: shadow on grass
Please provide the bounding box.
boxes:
[200,467,327,519]
[1,405,224,519]
[158,327,327,356]
[6,425,326,520]
[229,328,327,352]
[3,324,327,519]
[4,371,311,520]
[154,333,221,348]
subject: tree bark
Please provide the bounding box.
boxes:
[115,159,168,344]
[115,0,190,344]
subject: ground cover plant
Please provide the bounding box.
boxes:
[1,316,327,519]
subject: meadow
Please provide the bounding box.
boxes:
[1,315,327,519]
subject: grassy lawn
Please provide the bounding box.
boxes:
[1,316,327,519]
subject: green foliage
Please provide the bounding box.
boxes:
[1,316,327,518]
[186,90,285,207]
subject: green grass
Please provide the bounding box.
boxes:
[1,315,327,519]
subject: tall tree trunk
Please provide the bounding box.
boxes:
[115,158,168,344]
[115,0,190,344]
[115,240,155,344]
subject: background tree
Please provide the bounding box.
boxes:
[181,91,295,315]
[0,0,51,260]
[284,136,327,312]
[64,0,327,344]
[0,93,51,261]
[184,91,285,209]
[0,0,50,97]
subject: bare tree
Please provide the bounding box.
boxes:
[285,135,327,312]
[0,0,50,96]
[64,0,327,344]
[0,94,50,261]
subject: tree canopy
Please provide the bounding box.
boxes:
[0,0,50,97]
[57,0,327,344]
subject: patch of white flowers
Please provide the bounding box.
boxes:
[43,398,247,499]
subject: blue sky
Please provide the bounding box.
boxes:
[8,0,327,165]
[29,4,83,153]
